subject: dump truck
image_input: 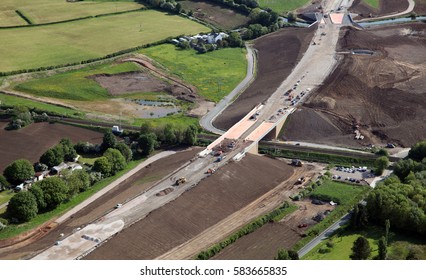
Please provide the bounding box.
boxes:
[175,177,187,186]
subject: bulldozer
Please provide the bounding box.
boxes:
[175,177,187,186]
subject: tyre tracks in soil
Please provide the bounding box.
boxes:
[156,165,309,260]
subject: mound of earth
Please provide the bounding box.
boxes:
[350,0,409,19]
[214,26,315,130]
[283,23,426,148]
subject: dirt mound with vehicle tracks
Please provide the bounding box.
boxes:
[350,0,410,19]
[213,26,315,131]
[283,23,426,148]
[84,154,295,260]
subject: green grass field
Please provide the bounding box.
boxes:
[0,10,210,73]
[0,0,143,26]
[303,226,426,260]
[0,190,14,206]
[140,44,247,102]
[257,0,311,14]
[362,0,380,9]
[15,62,141,101]
[310,180,368,205]
[0,94,82,117]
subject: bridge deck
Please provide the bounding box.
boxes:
[245,121,275,142]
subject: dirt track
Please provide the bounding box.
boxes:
[213,27,315,130]
[283,23,426,148]
[0,122,103,172]
[84,154,296,259]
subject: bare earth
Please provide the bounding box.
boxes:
[0,148,200,260]
[213,27,316,130]
[350,0,409,19]
[84,155,296,259]
[0,122,103,172]
[283,23,426,148]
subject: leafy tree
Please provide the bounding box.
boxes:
[184,125,197,146]
[29,185,47,211]
[408,140,426,161]
[287,12,296,22]
[66,170,91,196]
[163,124,177,144]
[375,148,389,157]
[60,138,77,162]
[274,248,290,260]
[40,145,64,168]
[101,131,117,151]
[3,159,35,185]
[394,159,419,180]
[374,156,389,176]
[350,203,368,230]
[138,133,157,156]
[288,250,299,260]
[93,157,112,176]
[0,175,10,191]
[350,236,371,260]
[34,162,49,172]
[116,142,133,162]
[228,32,244,48]
[104,148,126,175]
[378,236,387,260]
[140,122,153,134]
[6,191,38,222]
[35,177,68,210]
[385,219,390,244]
[178,40,190,50]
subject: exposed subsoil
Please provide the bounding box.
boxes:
[213,26,316,130]
[84,154,295,259]
[211,197,334,260]
[0,148,200,259]
[350,0,409,19]
[179,0,250,29]
[0,122,103,173]
[90,71,169,96]
[283,23,426,148]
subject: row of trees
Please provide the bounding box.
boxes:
[5,106,49,131]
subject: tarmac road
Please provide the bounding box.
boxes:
[298,213,351,258]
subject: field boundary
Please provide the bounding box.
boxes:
[14,10,33,25]
[0,8,147,29]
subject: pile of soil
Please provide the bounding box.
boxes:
[283,23,426,148]
[350,0,409,19]
[213,27,316,130]
[156,188,174,196]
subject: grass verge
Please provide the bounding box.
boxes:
[259,146,376,167]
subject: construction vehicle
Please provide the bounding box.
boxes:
[291,159,303,167]
[206,168,216,174]
[175,177,187,186]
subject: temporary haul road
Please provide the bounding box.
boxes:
[32,0,367,260]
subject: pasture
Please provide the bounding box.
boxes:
[257,0,311,14]
[140,44,247,102]
[0,10,210,72]
[0,0,143,26]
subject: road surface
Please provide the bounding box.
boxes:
[199,44,256,135]
[298,213,351,258]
